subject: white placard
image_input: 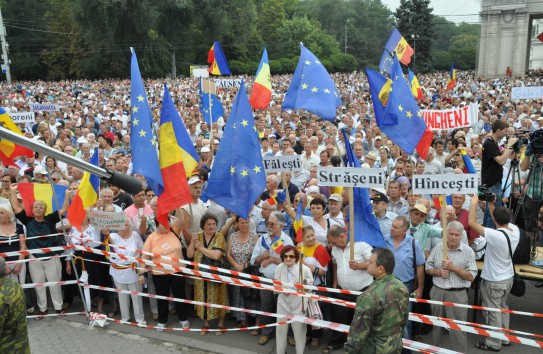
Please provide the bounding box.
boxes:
[317,167,385,188]
[511,86,543,100]
[89,210,126,230]
[29,103,60,112]
[9,112,35,124]
[263,155,302,172]
[214,78,242,88]
[421,103,478,131]
[412,174,478,194]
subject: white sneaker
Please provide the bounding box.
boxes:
[137,320,147,327]
[180,320,190,329]
[156,323,166,332]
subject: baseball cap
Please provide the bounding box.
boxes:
[201,147,211,153]
[329,193,342,202]
[371,191,388,203]
[188,176,201,185]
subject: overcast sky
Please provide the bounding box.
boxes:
[380,0,481,24]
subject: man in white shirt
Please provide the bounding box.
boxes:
[468,195,519,351]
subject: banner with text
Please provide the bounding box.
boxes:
[511,86,543,100]
[421,103,478,131]
[214,79,242,89]
[318,167,385,188]
[29,103,60,112]
[89,210,126,230]
[9,112,35,124]
[263,155,302,172]
[412,174,478,195]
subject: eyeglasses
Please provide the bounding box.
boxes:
[266,221,278,227]
[283,254,296,259]
[52,178,58,181]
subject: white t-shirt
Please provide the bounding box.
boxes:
[108,231,143,284]
[481,224,520,282]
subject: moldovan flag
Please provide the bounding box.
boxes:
[301,243,331,268]
[384,28,414,66]
[408,69,424,101]
[0,108,34,166]
[270,235,284,254]
[446,62,457,91]
[293,202,303,243]
[250,47,272,110]
[18,183,68,217]
[208,42,231,76]
[156,84,194,228]
[67,148,99,231]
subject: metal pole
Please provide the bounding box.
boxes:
[0,7,11,84]
[344,20,349,54]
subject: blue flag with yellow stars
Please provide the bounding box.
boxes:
[129,48,164,196]
[381,54,427,155]
[341,129,386,248]
[205,80,266,219]
[378,48,393,76]
[282,44,341,121]
[199,78,225,126]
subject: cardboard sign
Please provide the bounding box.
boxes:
[511,86,543,100]
[263,155,302,172]
[89,210,126,230]
[29,103,60,112]
[317,167,385,188]
[421,103,478,131]
[412,174,478,194]
[9,112,35,124]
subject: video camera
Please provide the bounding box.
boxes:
[511,129,530,152]
[525,129,543,156]
[478,186,496,202]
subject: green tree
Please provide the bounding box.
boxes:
[432,16,457,52]
[394,0,435,72]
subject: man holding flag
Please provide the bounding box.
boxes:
[250,212,293,346]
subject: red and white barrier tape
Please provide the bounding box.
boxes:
[0,232,62,245]
[26,311,84,319]
[21,280,79,289]
[410,313,543,349]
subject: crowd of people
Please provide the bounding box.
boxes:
[1,68,543,354]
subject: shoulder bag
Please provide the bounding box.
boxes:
[499,230,526,297]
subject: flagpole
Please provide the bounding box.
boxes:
[440,195,448,260]
[348,187,355,260]
[208,79,214,156]
[281,173,291,209]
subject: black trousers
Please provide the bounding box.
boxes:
[152,273,187,324]
[327,291,359,349]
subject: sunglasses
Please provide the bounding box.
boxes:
[283,254,296,259]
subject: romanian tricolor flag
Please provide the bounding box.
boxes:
[207,41,231,76]
[300,243,331,268]
[460,149,477,174]
[250,47,272,110]
[446,62,457,91]
[18,183,68,217]
[67,148,99,231]
[267,189,286,206]
[0,108,34,167]
[408,68,424,101]
[156,84,194,228]
[270,235,284,254]
[293,202,303,243]
[384,28,414,66]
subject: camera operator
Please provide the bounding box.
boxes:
[481,120,518,228]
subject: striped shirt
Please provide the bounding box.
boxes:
[425,242,477,289]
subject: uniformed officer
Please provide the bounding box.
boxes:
[345,248,409,354]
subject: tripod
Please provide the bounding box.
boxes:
[502,158,521,211]
[512,156,542,261]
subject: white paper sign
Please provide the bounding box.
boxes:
[29,103,60,112]
[421,103,479,131]
[317,167,385,188]
[412,174,478,194]
[9,112,35,124]
[263,155,302,172]
[214,78,242,88]
[511,86,543,100]
[89,210,126,230]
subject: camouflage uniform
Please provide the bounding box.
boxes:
[0,277,30,354]
[345,274,409,354]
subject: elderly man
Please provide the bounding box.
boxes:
[424,147,444,175]
[250,212,294,345]
[0,257,30,353]
[372,191,397,236]
[425,221,477,353]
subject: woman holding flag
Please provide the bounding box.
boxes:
[299,225,330,350]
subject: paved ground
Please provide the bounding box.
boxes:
[26,280,543,353]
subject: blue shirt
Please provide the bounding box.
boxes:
[384,234,425,283]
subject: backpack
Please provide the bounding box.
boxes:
[513,228,531,264]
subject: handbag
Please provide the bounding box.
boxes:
[499,230,526,297]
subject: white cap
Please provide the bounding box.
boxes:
[188,176,201,185]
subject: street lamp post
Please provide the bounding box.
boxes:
[345,20,350,54]
[411,34,419,70]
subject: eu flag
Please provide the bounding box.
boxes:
[282,44,341,121]
[341,129,385,248]
[205,80,266,219]
[199,78,226,126]
[381,55,428,156]
[378,48,393,76]
[130,48,164,196]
